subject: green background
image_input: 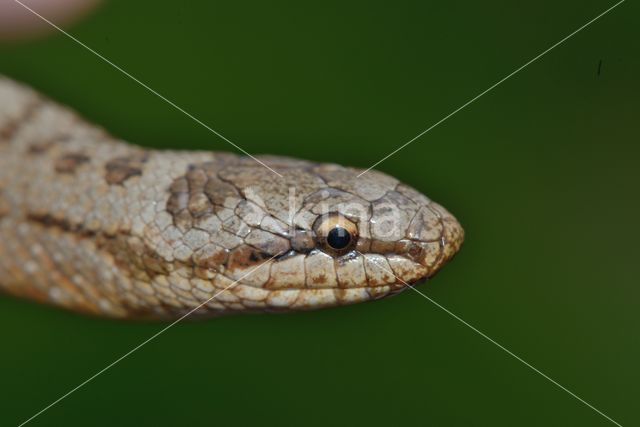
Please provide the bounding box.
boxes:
[0,1,637,426]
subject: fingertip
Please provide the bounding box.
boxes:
[0,0,102,42]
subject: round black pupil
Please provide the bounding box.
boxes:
[327,226,351,249]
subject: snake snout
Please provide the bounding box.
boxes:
[400,201,464,278]
[431,202,464,273]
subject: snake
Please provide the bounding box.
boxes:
[0,75,464,319]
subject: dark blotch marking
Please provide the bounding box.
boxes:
[105,152,149,185]
[26,213,95,236]
[0,99,41,144]
[55,153,90,174]
[0,188,8,218]
[227,245,270,270]
[141,251,170,276]
[28,133,73,155]
[370,240,396,253]
[0,123,18,143]
[28,142,55,154]
[167,161,242,231]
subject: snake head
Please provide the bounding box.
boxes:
[282,161,465,304]
[159,155,464,315]
[0,76,463,319]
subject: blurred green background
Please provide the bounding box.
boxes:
[1,0,638,426]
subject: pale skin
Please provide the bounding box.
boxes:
[0,76,464,319]
[0,0,101,41]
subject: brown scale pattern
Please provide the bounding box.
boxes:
[105,152,150,185]
[54,152,91,174]
[0,75,464,319]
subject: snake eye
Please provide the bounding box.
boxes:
[314,213,358,254]
[327,226,351,250]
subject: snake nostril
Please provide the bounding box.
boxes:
[408,243,422,257]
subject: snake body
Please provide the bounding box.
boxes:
[0,76,464,319]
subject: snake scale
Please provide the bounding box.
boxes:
[0,75,464,319]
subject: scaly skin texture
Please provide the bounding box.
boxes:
[0,75,464,319]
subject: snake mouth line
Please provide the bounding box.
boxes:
[230,277,429,293]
